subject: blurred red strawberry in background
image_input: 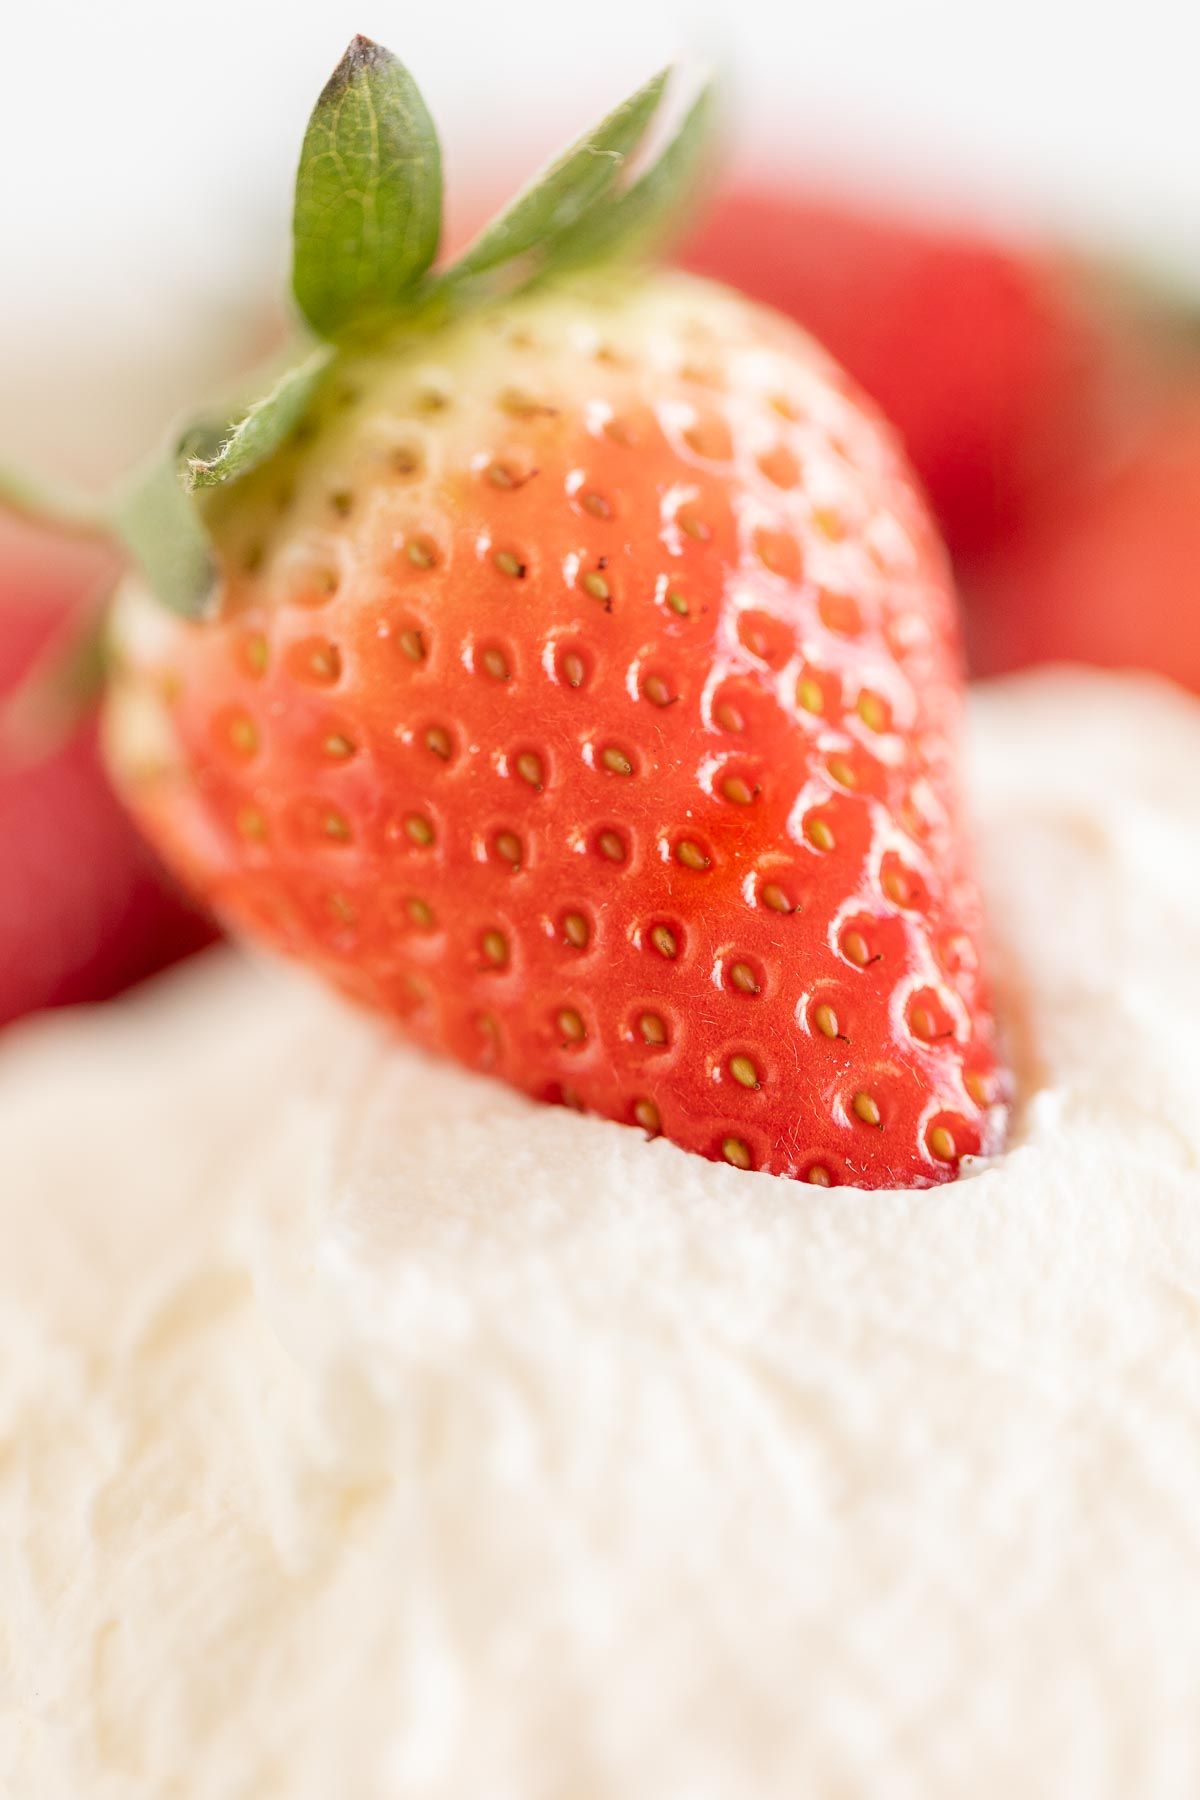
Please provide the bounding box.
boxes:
[0,516,214,1026]
[681,186,1119,563]
[684,184,1200,699]
[967,392,1200,690]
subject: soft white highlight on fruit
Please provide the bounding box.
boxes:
[3,668,1200,1798]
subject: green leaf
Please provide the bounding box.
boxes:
[111,447,217,620]
[450,67,670,283]
[293,36,443,341]
[545,78,720,276]
[2,43,721,643]
[183,346,334,491]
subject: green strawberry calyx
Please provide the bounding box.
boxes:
[0,36,718,624]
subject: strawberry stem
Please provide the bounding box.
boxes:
[0,463,110,541]
[0,586,111,765]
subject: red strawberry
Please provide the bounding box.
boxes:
[0,517,214,1025]
[969,391,1200,692]
[14,38,1008,1184]
[682,186,1112,563]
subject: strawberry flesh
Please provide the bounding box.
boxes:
[108,276,1007,1187]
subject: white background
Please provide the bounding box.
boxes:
[2,0,1197,477]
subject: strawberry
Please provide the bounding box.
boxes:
[682,186,1112,564]
[969,390,1200,693]
[6,38,1007,1186]
[0,517,214,1025]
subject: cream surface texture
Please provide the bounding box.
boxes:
[2,668,1200,1799]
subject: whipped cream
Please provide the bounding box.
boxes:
[2,668,1200,1799]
